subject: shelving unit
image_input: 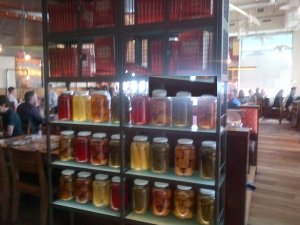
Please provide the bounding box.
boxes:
[42,0,228,225]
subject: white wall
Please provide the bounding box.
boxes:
[0,56,16,89]
[293,30,300,92]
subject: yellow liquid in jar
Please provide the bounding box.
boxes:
[73,95,87,121]
[130,142,150,170]
[93,180,110,207]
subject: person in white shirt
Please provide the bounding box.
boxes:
[48,84,58,113]
[7,86,18,111]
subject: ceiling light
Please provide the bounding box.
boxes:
[24,53,31,61]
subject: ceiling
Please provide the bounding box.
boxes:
[0,0,299,50]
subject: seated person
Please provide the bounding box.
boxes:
[273,89,284,108]
[0,95,23,137]
[228,89,241,109]
[285,87,296,111]
[17,91,44,134]
[237,90,247,104]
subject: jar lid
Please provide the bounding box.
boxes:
[60,130,74,136]
[63,90,73,95]
[201,141,216,149]
[152,89,167,97]
[111,134,120,140]
[61,169,75,176]
[134,179,149,186]
[153,137,168,143]
[200,188,215,196]
[177,185,192,191]
[111,176,124,183]
[92,132,107,139]
[78,131,92,137]
[177,138,193,145]
[77,171,91,178]
[133,135,148,142]
[154,182,169,188]
[95,174,109,181]
[76,91,89,96]
[176,91,191,97]
[91,90,109,95]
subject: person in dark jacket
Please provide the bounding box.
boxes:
[273,89,284,108]
[17,91,44,134]
[0,95,23,137]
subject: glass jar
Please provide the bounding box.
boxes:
[93,174,110,207]
[75,171,92,204]
[58,91,73,120]
[131,94,150,125]
[109,134,121,168]
[150,89,171,126]
[152,182,171,216]
[90,132,109,165]
[150,137,170,173]
[72,91,89,121]
[59,130,75,161]
[110,176,128,211]
[132,179,149,214]
[199,141,216,180]
[172,91,193,127]
[197,189,215,225]
[111,93,130,124]
[197,95,217,129]
[91,90,111,122]
[174,139,196,176]
[75,131,91,163]
[85,94,92,121]
[59,169,75,201]
[130,135,150,171]
[174,185,195,219]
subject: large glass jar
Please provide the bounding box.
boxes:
[197,95,217,129]
[130,135,150,171]
[59,169,75,201]
[58,91,73,120]
[131,94,150,125]
[111,93,130,124]
[172,91,193,128]
[174,185,195,219]
[75,171,92,204]
[150,137,170,173]
[93,174,110,207]
[72,91,89,121]
[132,179,149,214]
[110,176,128,211]
[59,130,75,161]
[75,131,91,163]
[197,189,215,225]
[199,141,216,180]
[91,90,111,122]
[150,89,171,126]
[174,138,196,176]
[152,182,171,217]
[90,132,109,165]
[109,134,121,168]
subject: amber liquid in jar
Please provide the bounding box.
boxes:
[150,89,171,126]
[197,95,217,129]
[174,139,196,176]
[132,179,149,214]
[74,171,92,204]
[174,185,195,219]
[59,169,75,201]
[93,174,110,207]
[75,131,91,163]
[109,134,121,168]
[72,91,89,121]
[199,141,216,180]
[90,133,109,165]
[172,91,193,127]
[150,137,170,173]
[91,90,111,122]
[131,94,150,125]
[152,182,172,216]
[130,135,150,171]
[59,130,75,161]
[58,91,73,120]
[110,176,128,211]
[197,189,215,225]
[111,93,130,124]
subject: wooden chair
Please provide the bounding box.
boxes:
[0,147,10,221]
[8,148,48,225]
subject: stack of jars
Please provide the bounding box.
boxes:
[57,89,217,130]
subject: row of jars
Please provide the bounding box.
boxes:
[57,89,216,129]
[59,171,215,225]
[60,131,216,180]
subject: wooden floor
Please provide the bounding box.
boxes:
[248,119,300,225]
